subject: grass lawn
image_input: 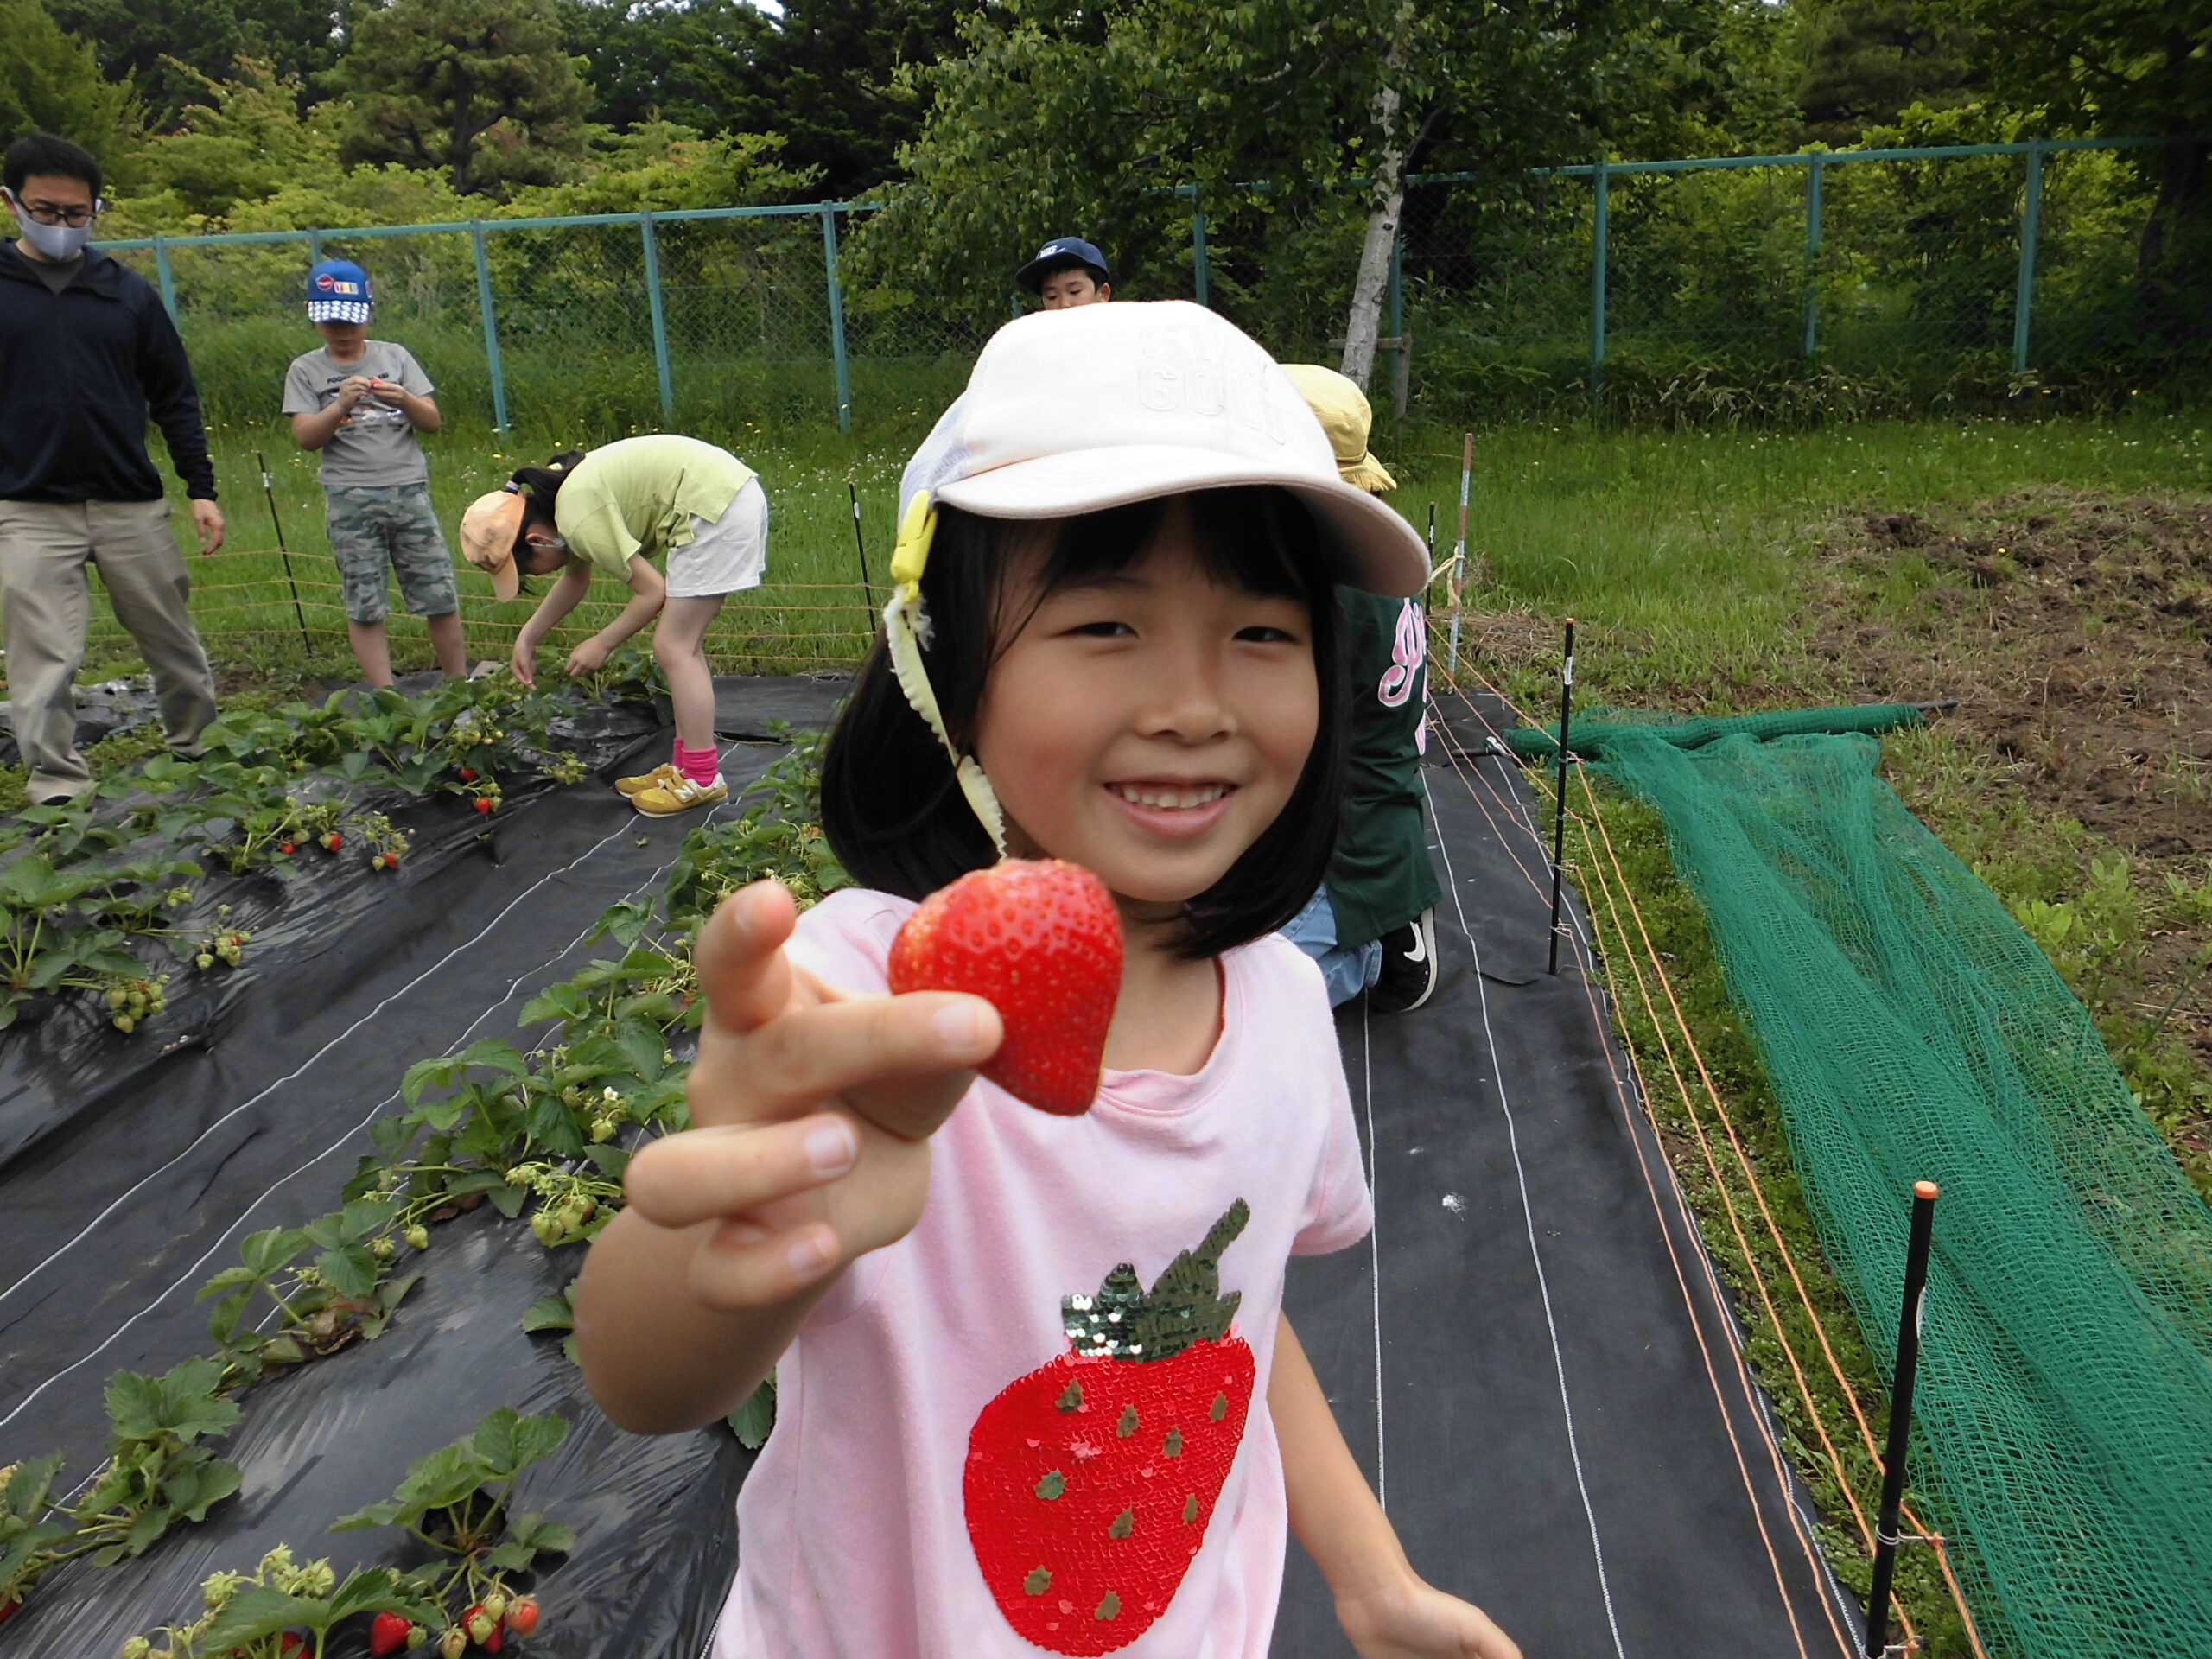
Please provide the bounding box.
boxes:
[6,405,2207,1652]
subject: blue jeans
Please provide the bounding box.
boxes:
[1281,887,1382,1008]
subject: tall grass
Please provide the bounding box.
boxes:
[23,408,2212,693]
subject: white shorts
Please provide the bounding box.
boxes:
[667,477,769,599]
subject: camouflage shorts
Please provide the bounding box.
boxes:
[324,482,458,625]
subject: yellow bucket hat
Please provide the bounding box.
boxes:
[1277,363,1397,495]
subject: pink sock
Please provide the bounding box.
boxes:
[674,741,719,788]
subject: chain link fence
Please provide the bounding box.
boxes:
[99,137,2180,441]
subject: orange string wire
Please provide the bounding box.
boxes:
[1425,639,1986,1656]
[1424,674,1845,1659]
[1424,637,1999,1659]
[1564,726,1990,1659]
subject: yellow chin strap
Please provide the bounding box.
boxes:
[885,491,1008,855]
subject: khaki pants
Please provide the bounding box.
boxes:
[0,499,219,804]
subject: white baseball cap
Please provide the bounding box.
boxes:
[898,301,1429,597]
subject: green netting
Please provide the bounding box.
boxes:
[1575,721,2212,1659]
[1502,701,1925,760]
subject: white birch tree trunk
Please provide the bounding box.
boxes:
[1338,5,1414,390]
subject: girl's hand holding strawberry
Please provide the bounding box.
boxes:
[578,880,1002,1430]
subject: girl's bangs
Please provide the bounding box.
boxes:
[1035,488,1325,603]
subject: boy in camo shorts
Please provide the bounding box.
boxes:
[283,258,467,686]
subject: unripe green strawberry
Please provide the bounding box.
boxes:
[481,1592,507,1624]
[440,1626,467,1659]
[405,1224,430,1250]
[466,1605,497,1644]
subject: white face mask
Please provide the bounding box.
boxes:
[5,190,96,260]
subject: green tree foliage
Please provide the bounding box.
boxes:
[556,0,765,138]
[856,0,1795,353]
[1789,1,1985,146]
[560,0,964,197]
[118,60,343,223]
[336,0,592,196]
[1964,0,2210,300]
[724,0,966,197]
[0,0,143,181]
[42,0,340,127]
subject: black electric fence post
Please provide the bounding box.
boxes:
[256,450,314,659]
[1547,617,1575,976]
[847,477,875,639]
[1865,1179,1939,1658]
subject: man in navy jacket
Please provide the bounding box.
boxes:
[1,131,225,805]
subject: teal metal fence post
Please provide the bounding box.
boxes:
[1590,159,1609,412]
[640,211,676,423]
[821,207,853,435]
[1802,153,1824,359]
[1191,188,1210,308]
[470,221,510,433]
[152,238,179,324]
[308,228,323,262]
[2012,138,2044,374]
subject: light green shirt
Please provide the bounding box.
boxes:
[552,435,757,582]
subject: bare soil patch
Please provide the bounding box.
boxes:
[1821,493,2209,861]
[1808,490,2211,1168]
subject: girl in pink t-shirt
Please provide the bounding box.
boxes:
[574,302,1521,1659]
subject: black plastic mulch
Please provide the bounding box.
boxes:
[0,678,846,1656]
[1276,690,1859,1657]
[3,675,1858,1657]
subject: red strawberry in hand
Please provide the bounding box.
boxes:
[370,1611,414,1656]
[965,1202,1255,1655]
[887,859,1121,1116]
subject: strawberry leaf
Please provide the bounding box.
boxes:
[202,1586,328,1643]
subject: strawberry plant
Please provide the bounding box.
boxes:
[0,1453,75,1626]
[199,1202,421,1382]
[332,1408,575,1647]
[660,730,846,930]
[67,1357,245,1564]
[0,853,147,1027]
[122,1546,437,1659]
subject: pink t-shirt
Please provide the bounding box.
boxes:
[711,887,1374,1659]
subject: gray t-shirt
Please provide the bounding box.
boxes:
[281,340,435,486]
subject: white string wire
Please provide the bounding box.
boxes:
[1,748,754,1432]
[1427,769,1630,1659]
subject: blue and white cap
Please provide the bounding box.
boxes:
[305,258,372,323]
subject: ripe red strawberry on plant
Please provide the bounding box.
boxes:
[459,766,478,782]
[503,1597,541,1636]
[887,859,1122,1116]
[369,1611,414,1656]
[965,1201,1255,1655]
[474,797,495,815]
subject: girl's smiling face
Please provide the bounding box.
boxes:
[972,499,1320,917]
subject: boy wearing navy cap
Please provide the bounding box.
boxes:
[282,258,467,686]
[1014,236,1112,308]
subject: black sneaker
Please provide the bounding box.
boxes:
[1370,908,1440,1013]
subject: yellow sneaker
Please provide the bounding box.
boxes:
[632,772,728,817]
[615,762,679,798]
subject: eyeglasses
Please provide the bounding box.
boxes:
[8,194,102,227]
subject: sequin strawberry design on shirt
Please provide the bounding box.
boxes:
[963,1202,1256,1656]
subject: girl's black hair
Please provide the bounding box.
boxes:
[505,450,587,590]
[820,486,1348,961]
[508,449,587,533]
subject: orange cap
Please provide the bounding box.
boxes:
[459,489,526,601]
